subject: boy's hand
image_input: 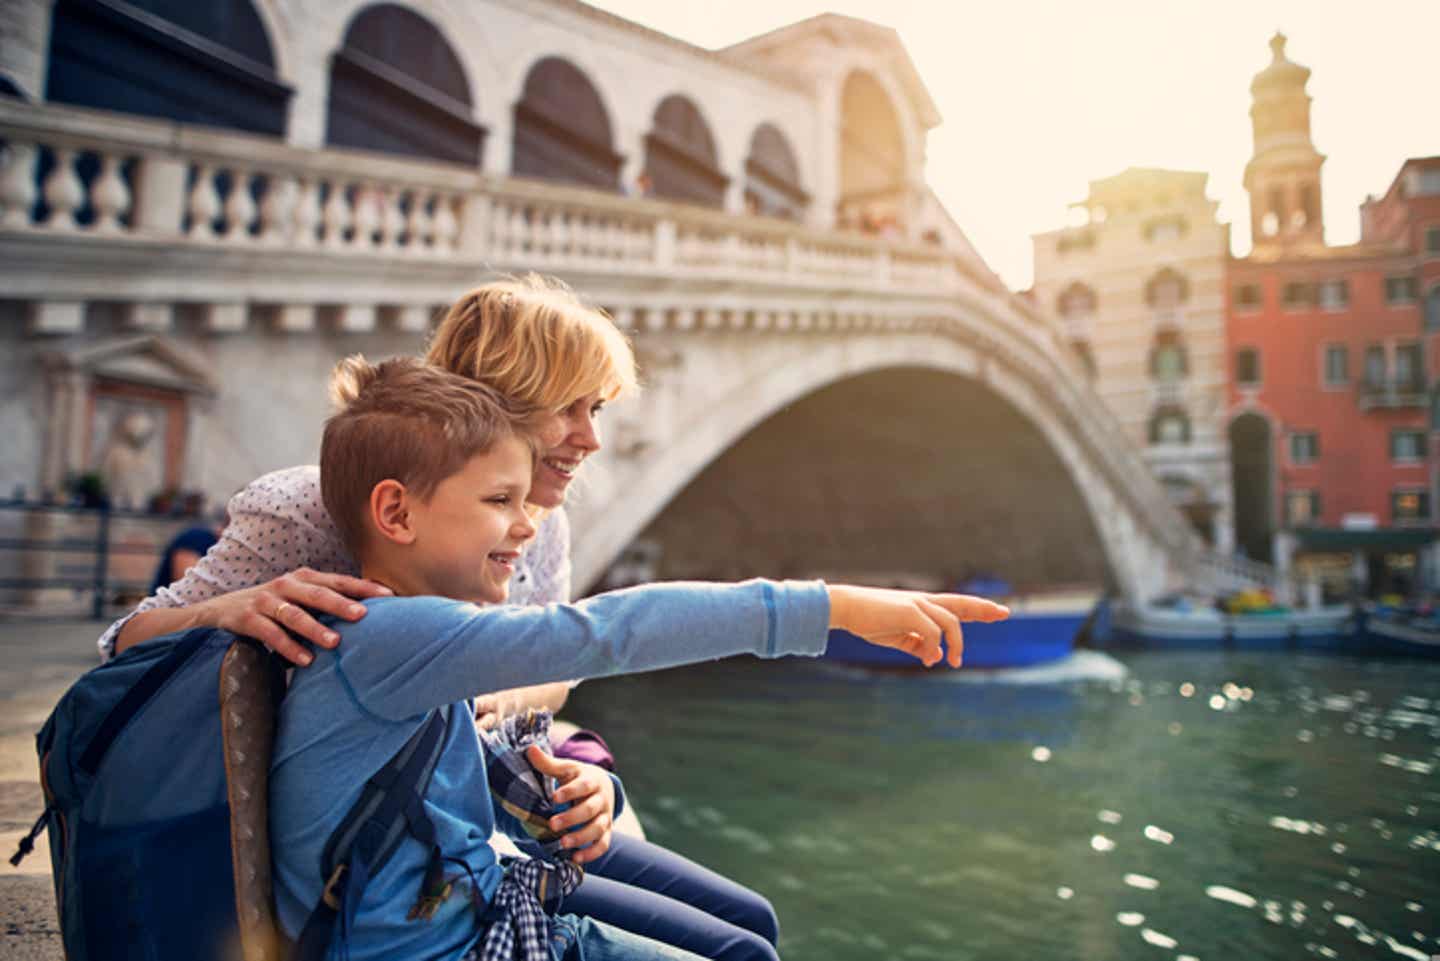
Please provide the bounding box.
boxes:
[827,585,1010,668]
[527,745,615,865]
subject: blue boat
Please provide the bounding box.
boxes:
[823,589,1098,669]
[1349,607,1440,659]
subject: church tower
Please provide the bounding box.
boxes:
[1244,32,1325,250]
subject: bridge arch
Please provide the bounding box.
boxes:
[573,332,1137,599]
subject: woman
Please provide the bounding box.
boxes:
[101,275,781,961]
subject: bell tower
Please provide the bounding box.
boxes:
[1244,32,1325,249]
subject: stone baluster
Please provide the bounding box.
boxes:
[378,187,403,251]
[42,148,84,230]
[0,139,39,229]
[510,203,530,254]
[350,184,380,249]
[322,181,351,247]
[550,209,570,261]
[431,193,458,253]
[222,169,256,242]
[186,164,220,240]
[90,153,130,233]
[259,174,297,245]
[487,198,511,255]
[405,190,433,252]
[131,155,188,237]
[290,179,319,247]
[457,192,490,257]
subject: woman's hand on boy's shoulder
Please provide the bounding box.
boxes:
[526,745,616,866]
[826,585,1010,668]
[195,567,393,666]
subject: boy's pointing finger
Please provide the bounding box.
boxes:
[934,595,1010,622]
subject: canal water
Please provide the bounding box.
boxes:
[565,650,1440,961]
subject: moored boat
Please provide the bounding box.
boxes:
[1349,607,1440,659]
[1107,598,1353,650]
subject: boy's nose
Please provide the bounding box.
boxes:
[513,512,538,542]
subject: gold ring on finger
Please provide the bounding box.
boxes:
[274,601,294,621]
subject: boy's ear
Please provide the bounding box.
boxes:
[369,479,417,545]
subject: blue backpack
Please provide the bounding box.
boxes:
[12,627,450,961]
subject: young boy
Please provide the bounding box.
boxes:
[270,356,1008,961]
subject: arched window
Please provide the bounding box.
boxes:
[1070,339,1097,380]
[326,4,483,165]
[1149,406,1191,445]
[1149,331,1188,381]
[644,95,726,208]
[837,70,905,231]
[45,0,289,135]
[1145,268,1190,309]
[512,57,620,191]
[743,124,806,220]
[1058,283,1097,318]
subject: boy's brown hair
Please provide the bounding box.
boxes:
[320,355,539,556]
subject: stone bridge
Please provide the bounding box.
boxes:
[0,98,1238,605]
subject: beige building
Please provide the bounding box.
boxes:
[1033,168,1233,550]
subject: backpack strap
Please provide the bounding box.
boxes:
[290,704,452,961]
[80,628,212,775]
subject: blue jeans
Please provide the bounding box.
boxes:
[526,835,780,961]
[549,914,706,961]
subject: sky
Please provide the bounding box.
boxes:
[586,0,1440,290]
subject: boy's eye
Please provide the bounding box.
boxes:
[590,401,605,417]
[486,495,511,506]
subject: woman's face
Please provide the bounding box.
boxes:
[528,390,606,508]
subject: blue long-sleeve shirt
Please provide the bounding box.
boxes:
[270,578,831,961]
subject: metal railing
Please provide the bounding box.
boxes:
[0,499,201,618]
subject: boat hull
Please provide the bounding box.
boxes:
[1108,604,1352,650]
[1348,615,1440,659]
[824,610,1084,669]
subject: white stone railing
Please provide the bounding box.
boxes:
[0,100,992,296]
[1193,549,1291,602]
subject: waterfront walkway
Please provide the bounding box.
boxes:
[0,618,100,961]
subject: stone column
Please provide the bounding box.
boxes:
[0,0,53,101]
[808,71,840,231]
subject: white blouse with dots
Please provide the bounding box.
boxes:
[97,465,573,659]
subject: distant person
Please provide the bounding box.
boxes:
[269,355,1008,961]
[148,518,224,595]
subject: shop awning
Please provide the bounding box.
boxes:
[1294,527,1436,552]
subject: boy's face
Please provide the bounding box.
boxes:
[406,434,537,604]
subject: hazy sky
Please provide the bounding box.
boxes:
[587,0,1439,290]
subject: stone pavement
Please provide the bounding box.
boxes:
[0,618,104,961]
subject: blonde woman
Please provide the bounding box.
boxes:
[100,276,783,961]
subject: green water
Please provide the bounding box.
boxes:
[565,651,1440,961]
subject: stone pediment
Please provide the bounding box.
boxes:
[44,335,216,395]
[720,14,941,128]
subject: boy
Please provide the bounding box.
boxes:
[270,356,1009,961]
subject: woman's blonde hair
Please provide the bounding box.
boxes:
[425,274,637,412]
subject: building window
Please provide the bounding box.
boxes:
[1393,489,1431,522]
[1391,429,1427,462]
[1149,407,1191,445]
[1144,216,1188,243]
[1396,342,1424,390]
[1317,279,1349,310]
[1234,283,1263,311]
[1286,490,1321,526]
[1323,344,1349,386]
[1236,347,1261,386]
[1057,230,1096,254]
[1363,345,1386,388]
[1058,283,1097,319]
[1289,431,1319,464]
[1426,226,1440,255]
[1152,343,1187,382]
[1146,269,1189,309]
[1427,284,1440,331]
[1386,275,1418,304]
[1282,281,1315,310]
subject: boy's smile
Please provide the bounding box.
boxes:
[398,434,537,604]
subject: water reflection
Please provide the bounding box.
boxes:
[566,651,1440,960]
